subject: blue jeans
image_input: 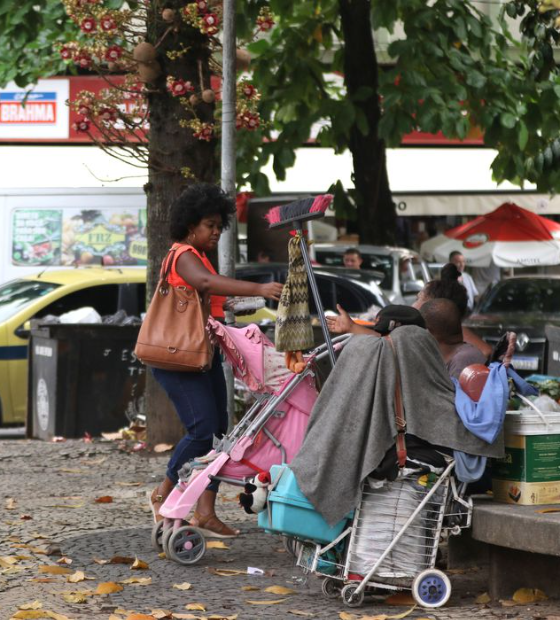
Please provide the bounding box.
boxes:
[152,350,228,489]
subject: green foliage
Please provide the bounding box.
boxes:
[0,0,76,87]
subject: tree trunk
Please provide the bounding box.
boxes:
[145,5,217,445]
[339,0,396,245]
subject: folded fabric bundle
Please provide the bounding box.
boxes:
[290,326,505,526]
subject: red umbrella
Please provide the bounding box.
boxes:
[421,203,560,267]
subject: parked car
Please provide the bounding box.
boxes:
[313,244,431,305]
[235,263,389,317]
[464,276,560,375]
[0,268,146,425]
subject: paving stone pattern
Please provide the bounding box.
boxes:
[1,439,559,619]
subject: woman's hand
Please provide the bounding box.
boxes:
[259,282,284,301]
[326,304,355,334]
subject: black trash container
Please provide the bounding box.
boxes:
[28,324,146,440]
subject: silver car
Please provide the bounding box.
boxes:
[314,244,431,305]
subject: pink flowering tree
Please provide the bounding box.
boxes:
[54,0,273,443]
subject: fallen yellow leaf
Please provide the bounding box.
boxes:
[150,611,173,619]
[265,585,297,595]
[18,602,42,610]
[95,581,124,594]
[208,615,238,620]
[241,585,260,591]
[6,498,16,510]
[38,565,73,575]
[536,508,560,514]
[67,570,86,583]
[185,603,206,611]
[475,592,491,604]
[121,577,152,585]
[246,598,287,605]
[499,599,518,607]
[115,482,141,487]
[0,556,19,567]
[48,504,84,509]
[56,557,72,565]
[206,541,230,550]
[11,613,48,619]
[93,557,109,564]
[171,615,198,620]
[512,587,548,604]
[154,443,174,453]
[58,468,82,474]
[172,582,192,590]
[386,606,417,619]
[289,611,315,617]
[125,615,157,620]
[131,558,150,570]
[207,567,245,576]
[62,592,88,604]
[339,614,359,620]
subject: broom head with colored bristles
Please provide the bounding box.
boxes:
[265,194,333,228]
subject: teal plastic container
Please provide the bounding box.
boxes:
[258,465,351,544]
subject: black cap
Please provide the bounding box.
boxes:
[375,304,426,336]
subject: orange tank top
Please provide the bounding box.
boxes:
[163,243,226,319]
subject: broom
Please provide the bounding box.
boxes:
[265,194,333,227]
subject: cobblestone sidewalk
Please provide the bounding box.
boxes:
[1,439,559,620]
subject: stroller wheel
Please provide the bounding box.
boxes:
[151,521,164,552]
[412,569,452,608]
[161,525,175,558]
[321,577,342,599]
[167,526,207,565]
[341,583,364,608]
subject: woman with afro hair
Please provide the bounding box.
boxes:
[149,183,283,536]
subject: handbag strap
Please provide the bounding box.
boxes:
[160,247,178,285]
[384,335,407,468]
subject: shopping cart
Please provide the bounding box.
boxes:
[293,459,472,609]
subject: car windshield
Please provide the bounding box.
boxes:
[479,279,560,314]
[0,280,60,323]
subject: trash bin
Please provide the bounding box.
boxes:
[28,324,146,440]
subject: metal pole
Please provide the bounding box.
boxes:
[219,0,237,430]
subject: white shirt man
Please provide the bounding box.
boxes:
[449,251,479,312]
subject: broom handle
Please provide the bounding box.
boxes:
[295,221,337,367]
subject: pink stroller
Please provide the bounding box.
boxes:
[151,317,348,565]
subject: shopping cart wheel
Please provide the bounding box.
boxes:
[167,526,206,565]
[341,583,365,608]
[321,577,342,599]
[151,521,164,552]
[412,569,452,608]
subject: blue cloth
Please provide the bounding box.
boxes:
[507,367,539,397]
[452,362,508,444]
[453,452,487,483]
[152,350,228,488]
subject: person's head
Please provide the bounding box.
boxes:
[449,251,466,273]
[374,304,426,336]
[343,248,363,269]
[257,250,271,263]
[169,183,236,252]
[419,298,463,345]
[412,263,468,317]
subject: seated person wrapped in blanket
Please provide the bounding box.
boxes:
[289,324,505,527]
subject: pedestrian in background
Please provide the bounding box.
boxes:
[449,251,479,312]
[343,248,363,269]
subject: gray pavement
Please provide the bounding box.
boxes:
[1,438,560,620]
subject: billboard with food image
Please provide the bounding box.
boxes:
[12,207,147,267]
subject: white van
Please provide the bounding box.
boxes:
[0,188,147,284]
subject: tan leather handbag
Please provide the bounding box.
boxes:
[135,247,213,372]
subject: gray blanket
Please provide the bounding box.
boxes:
[290,326,504,525]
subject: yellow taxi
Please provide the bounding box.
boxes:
[0,268,146,425]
